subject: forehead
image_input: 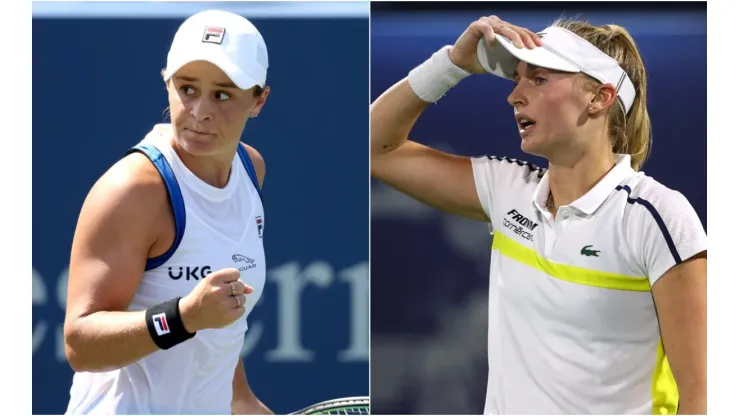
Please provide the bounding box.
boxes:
[514,61,578,80]
[173,60,237,86]
[515,62,545,76]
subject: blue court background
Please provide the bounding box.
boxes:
[370,2,706,414]
[32,2,369,414]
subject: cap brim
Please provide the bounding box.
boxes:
[163,46,262,90]
[477,34,580,80]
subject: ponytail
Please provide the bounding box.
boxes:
[554,19,652,170]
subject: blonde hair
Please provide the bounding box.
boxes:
[554,18,651,171]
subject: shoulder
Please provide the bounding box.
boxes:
[469,155,545,222]
[72,151,171,260]
[620,174,701,229]
[97,151,166,200]
[240,142,266,188]
[471,154,546,189]
[82,151,169,225]
[478,154,546,174]
[619,174,706,283]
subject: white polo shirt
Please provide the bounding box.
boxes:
[471,154,706,415]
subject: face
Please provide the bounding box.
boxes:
[507,61,595,160]
[166,60,269,158]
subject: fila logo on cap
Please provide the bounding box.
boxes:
[152,313,171,336]
[202,26,225,44]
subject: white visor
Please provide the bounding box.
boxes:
[477,26,636,113]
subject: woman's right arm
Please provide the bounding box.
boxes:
[370,16,541,222]
[371,78,487,221]
[63,153,172,373]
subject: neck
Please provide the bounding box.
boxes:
[171,140,234,189]
[547,147,616,208]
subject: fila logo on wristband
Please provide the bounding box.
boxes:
[152,313,171,336]
[145,298,194,350]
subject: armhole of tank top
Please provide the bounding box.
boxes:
[124,144,187,271]
[236,143,263,201]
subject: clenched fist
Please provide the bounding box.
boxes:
[178,268,253,332]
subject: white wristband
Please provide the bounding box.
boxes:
[407,46,472,103]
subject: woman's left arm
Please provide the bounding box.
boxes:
[629,188,707,415]
[232,357,273,415]
[652,252,707,415]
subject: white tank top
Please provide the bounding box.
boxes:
[65,124,266,415]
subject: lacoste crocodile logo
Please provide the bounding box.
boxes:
[580,245,600,257]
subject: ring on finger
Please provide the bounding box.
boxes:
[235,296,241,308]
[229,282,236,296]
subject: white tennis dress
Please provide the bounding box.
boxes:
[65,124,267,415]
[471,154,706,415]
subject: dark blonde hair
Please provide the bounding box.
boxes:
[554,18,651,170]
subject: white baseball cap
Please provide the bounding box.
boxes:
[477,26,636,113]
[163,10,268,90]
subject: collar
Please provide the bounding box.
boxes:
[532,154,634,215]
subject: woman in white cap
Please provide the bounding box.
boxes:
[63,10,272,415]
[372,15,706,415]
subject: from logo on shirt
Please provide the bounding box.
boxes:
[503,209,538,242]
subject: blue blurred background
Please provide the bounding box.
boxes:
[370,1,706,414]
[32,2,368,414]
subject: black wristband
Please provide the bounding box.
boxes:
[145,297,196,350]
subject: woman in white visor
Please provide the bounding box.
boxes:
[371,15,706,415]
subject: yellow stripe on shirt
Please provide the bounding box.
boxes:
[491,231,651,292]
[652,338,679,415]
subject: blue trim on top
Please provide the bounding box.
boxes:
[125,144,187,271]
[616,185,682,265]
[485,155,546,178]
[236,143,263,201]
